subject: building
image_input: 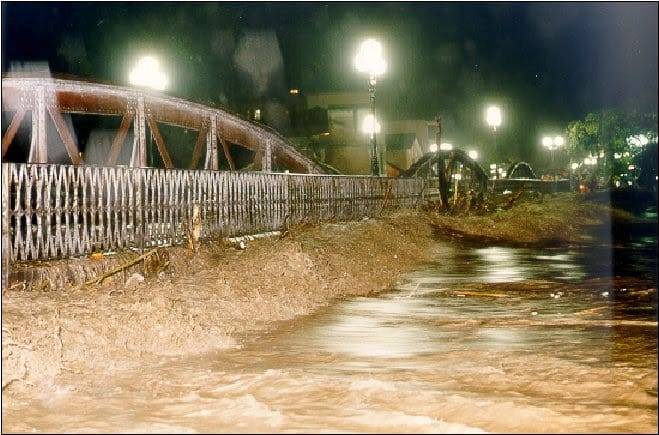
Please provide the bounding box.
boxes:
[305,92,435,175]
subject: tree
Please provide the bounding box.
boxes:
[566,111,657,182]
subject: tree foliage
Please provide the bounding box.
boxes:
[566,110,657,178]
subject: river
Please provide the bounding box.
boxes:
[2,235,657,433]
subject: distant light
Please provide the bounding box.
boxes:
[361,114,381,134]
[355,39,387,77]
[485,105,502,129]
[628,164,636,170]
[468,150,479,160]
[289,89,299,95]
[542,136,553,148]
[320,132,330,136]
[553,136,565,147]
[571,162,579,170]
[453,173,462,180]
[128,56,168,90]
[627,134,649,147]
[254,109,261,121]
[429,143,438,152]
[628,181,633,186]
[615,180,620,187]
[623,151,630,157]
[598,150,605,158]
[614,153,621,159]
[490,163,497,169]
[439,142,453,151]
[501,171,507,177]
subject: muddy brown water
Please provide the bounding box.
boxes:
[2,235,657,433]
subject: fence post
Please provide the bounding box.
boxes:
[135,169,144,254]
[2,164,11,290]
[285,172,292,229]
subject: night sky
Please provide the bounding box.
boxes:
[2,1,658,164]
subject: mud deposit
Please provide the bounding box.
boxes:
[2,211,433,393]
[2,239,656,433]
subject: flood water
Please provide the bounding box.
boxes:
[3,236,657,433]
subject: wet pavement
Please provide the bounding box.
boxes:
[2,237,657,433]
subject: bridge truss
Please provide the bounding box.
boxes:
[1,77,324,174]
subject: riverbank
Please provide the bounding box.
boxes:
[1,194,637,395]
[2,211,434,393]
[429,192,648,247]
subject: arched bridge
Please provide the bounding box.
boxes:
[505,161,537,180]
[1,77,324,174]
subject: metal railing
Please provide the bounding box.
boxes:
[1,163,424,286]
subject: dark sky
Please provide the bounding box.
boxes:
[2,1,658,163]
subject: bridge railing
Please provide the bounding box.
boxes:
[1,163,424,285]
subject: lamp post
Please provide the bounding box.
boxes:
[485,105,502,179]
[129,56,168,167]
[355,39,387,176]
[542,135,564,177]
[361,114,381,172]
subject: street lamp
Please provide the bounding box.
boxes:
[129,56,168,90]
[485,105,502,178]
[361,114,381,135]
[468,150,479,160]
[542,136,553,148]
[541,135,564,175]
[355,38,387,176]
[439,142,453,151]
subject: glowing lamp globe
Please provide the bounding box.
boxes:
[361,114,381,135]
[542,137,553,148]
[355,39,387,77]
[129,56,168,90]
[485,106,502,129]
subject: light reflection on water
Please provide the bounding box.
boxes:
[3,241,657,434]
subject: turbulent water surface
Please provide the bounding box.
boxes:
[3,236,657,433]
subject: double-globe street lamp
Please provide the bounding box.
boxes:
[355,39,387,176]
[541,135,565,175]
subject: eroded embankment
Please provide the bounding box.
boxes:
[2,211,434,392]
[429,193,623,246]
